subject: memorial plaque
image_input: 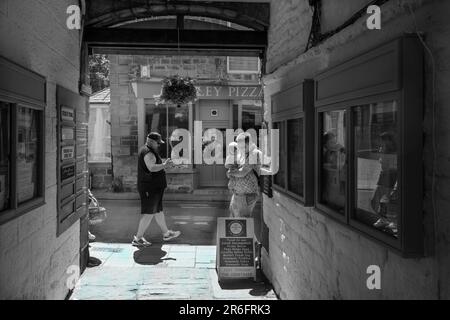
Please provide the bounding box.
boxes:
[216,218,256,281]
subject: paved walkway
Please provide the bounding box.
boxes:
[69,199,276,300]
[70,242,276,300]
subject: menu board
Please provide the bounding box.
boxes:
[216,218,256,281]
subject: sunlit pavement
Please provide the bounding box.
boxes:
[69,199,276,300]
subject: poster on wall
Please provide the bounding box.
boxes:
[216,218,256,281]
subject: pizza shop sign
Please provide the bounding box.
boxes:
[195,85,263,100]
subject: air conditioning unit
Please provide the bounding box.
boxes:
[227,56,260,74]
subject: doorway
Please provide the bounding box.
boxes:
[196,100,231,188]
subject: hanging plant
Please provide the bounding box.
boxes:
[156,75,197,106]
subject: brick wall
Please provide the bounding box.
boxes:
[262,0,449,299]
[109,54,259,191]
[0,0,81,299]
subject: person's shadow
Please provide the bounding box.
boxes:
[133,244,176,265]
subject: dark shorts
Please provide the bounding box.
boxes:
[138,188,164,214]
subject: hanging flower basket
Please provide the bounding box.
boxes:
[156,75,197,106]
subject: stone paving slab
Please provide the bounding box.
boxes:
[71,242,277,300]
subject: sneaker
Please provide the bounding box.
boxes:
[132,236,152,247]
[373,218,389,229]
[163,230,181,241]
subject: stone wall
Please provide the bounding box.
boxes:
[89,162,113,190]
[109,54,259,191]
[0,0,81,299]
[262,0,449,299]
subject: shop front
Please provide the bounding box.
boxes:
[132,80,263,192]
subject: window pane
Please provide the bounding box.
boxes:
[273,121,286,188]
[168,105,189,158]
[17,107,41,204]
[354,101,399,238]
[0,102,11,212]
[287,118,303,197]
[145,104,168,158]
[320,110,346,214]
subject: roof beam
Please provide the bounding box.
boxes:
[84,28,267,51]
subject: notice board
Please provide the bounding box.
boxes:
[216,218,256,281]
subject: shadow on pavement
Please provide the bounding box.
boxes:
[218,279,273,297]
[133,245,174,265]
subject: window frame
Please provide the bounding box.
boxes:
[271,80,315,206]
[0,97,46,225]
[226,56,261,74]
[313,36,424,256]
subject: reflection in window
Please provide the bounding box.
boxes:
[354,101,398,238]
[287,118,303,197]
[145,104,189,159]
[320,110,346,214]
[17,107,40,204]
[273,121,286,188]
[0,102,11,212]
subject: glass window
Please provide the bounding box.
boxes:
[145,103,189,159]
[17,106,41,204]
[168,105,189,157]
[242,105,263,133]
[287,118,304,197]
[0,102,11,212]
[320,110,346,215]
[273,121,286,188]
[354,101,399,238]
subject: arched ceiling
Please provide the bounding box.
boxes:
[84,1,269,57]
[85,0,270,31]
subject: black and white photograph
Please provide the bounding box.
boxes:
[0,0,448,308]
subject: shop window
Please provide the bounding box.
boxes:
[319,110,347,216]
[145,103,190,159]
[0,57,46,225]
[271,80,315,205]
[0,102,44,223]
[287,118,304,197]
[353,102,399,238]
[17,107,41,204]
[314,36,424,255]
[0,102,11,212]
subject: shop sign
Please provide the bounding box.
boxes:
[196,85,263,100]
[216,218,256,281]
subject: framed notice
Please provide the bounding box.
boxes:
[61,126,74,141]
[61,145,75,160]
[61,106,74,122]
[216,218,256,281]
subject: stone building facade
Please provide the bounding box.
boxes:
[261,0,449,299]
[108,54,262,192]
[0,0,86,299]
